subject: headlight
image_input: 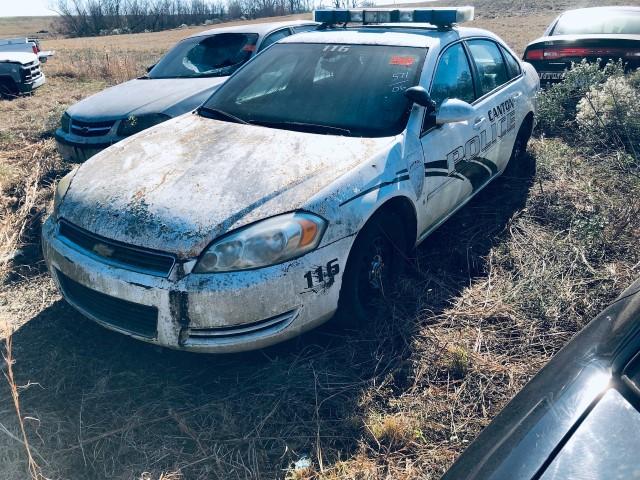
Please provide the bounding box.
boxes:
[60,112,71,133]
[117,113,170,137]
[53,168,78,217]
[194,212,327,273]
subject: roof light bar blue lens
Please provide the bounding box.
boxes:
[349,9,364,22]
[313,7,474,25]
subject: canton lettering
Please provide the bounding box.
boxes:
[488,98,515,123]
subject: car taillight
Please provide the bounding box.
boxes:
[525,49,544,60]
[532,46,640,60]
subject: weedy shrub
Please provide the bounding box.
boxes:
[536,60,625,134]
[537,60,640,162]
[576,75,640,154]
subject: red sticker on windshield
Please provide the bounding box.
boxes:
[390,56,415,66]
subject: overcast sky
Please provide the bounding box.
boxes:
[0,0,58,16]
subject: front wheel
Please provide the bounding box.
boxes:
[0,80,17,100]
[336,213,408,327]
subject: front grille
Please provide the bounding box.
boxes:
[186,309,297,345]
[57,270,158,338]
[70,118,116,137]
[58,220,176,277]
[21,63,42,83]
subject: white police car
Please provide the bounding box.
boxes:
[42,7,538,352]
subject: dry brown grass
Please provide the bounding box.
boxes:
[0,16,57,38]
[0,77,104,282]
[46,48,157,83]
[0,3,638,480]
[2,336,45,480]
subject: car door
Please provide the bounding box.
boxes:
[418,41,478,237]
[258,28,292,52]
[465,38,523,174]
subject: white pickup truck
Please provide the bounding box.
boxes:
[0,37,55,63]
[0,52,46,98]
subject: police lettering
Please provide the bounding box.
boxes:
[446,110,516,165]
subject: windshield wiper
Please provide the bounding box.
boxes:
[199,106,249,125]
[249,120,351,136]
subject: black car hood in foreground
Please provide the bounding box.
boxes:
[442,278,640,480]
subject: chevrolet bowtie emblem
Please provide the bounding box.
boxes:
[92,242,115,257]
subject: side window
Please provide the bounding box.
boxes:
[429,43,475,108]
[259,29,291,51]
[292,25,318,34]
[500,45,522,79]
[466,39,510,96]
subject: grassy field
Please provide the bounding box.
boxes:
[0,2,639,479]
[0,16,58,38]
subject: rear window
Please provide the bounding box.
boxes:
[292,25,318,34]
[202,43,427,137]
[500,46,521,79]
[149,33,258,79]
[552,9,640,35]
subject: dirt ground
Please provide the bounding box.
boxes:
[1,1,639,479]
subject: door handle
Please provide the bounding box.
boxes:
[473,117,486,130]
[511,92,523,100]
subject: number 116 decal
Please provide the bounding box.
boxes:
[304,259,340,288]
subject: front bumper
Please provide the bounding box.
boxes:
[19,73,46,94]
[42,217,352,353]
[55,130,118,163]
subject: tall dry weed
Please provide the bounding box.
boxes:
[47,48,162,84]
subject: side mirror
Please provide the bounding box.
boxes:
[146,63,156,73]
[404,86,436,113]
[435,98,476,125]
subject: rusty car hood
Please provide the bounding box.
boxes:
[59,114,394,258]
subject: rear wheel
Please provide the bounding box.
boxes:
[510,116,533,163]
[337,213,408,327]
[503,116,534,181]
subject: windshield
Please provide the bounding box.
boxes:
[149,33,258,79]
[552,9,640,35]
[201,43,427,137]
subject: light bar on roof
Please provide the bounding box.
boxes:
[314,7,474,26]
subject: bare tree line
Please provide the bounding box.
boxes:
[52,0,320,37]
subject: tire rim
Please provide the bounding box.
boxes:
[513,136,523,159]
[357,233,393,310]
